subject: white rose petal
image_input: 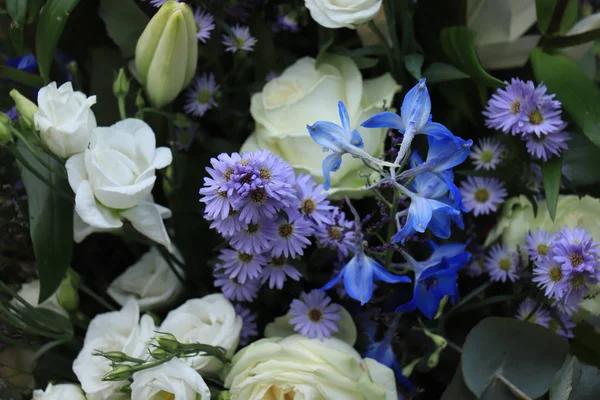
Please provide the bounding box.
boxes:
[107,247,185,311]
[131,358,210,400]
[11,280,68,318]
[305,0,383,29]
[159,294,242,372]
[33,383,86,400]
[34,82,97,158]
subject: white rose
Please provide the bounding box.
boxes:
[11,280,68,318]
[159,294,242,373]
[305,0,382,29]
[224,335,398,400]
[33,383,86,400]
[241,55,400,198]
[73,299,156,400]
[467,0,540,70]
[130,357,210,400]
[107,247,185,311]
[34,81,97,158]
[66,118,173,251]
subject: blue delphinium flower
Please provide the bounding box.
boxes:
[6,53,38,73]
[306,101,396,190]
[396,242,471,318]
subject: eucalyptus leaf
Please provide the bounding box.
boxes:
[462,317,568,398]
[404,54,424,80]
[571,322,600,369]
[479,378,523,400]
[17,142,74,303]
[99,0,149,59]
[440,363,477,400]
[422,62,469,83]
[530,49,600,148]
[551,355,600,400]
[541,157,562,221]
[440,27,504,88]
[36,0,82,83]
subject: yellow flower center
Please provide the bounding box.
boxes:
[549,267,562,282]
[301,199,316,215]
[197,89,211,104]
[154,391,175,400]
[510,100,521,114]
[499,259,512,271]
[480,150,494,163]
[570,253,584,267]
[474,188,490,203]
[537,244,549,256]
[529,109,544,125]
[278,222,294,238]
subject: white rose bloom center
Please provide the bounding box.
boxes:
[304,0,383,29]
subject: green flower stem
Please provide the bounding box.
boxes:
[80,283,117,312]
[117,95,127,120]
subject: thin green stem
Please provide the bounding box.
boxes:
[117,96,127,120]
[80,284,117,311]
[368,21,395,72]
[10,128,66,176]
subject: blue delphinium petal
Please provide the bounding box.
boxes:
[401,78,431,131]
[361,111,405,131]
[321,152,343,190]
[364,330,416,392]
[307,121,347,153]
[338,100,351,133]
[372,258,412,284]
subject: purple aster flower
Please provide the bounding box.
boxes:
[532,257,568,300]
[234,304,258,346]
[5,107,17,122]
[199,153,241,221]
[174,126,199,151]
[519,83,564,137]
[184,73,220,117]
[554,278,588,316]
[485,244,520,282]
[150,0,176,7]
[222,25,257,53]
[260,255,302,289]
[193,8,215,43]
[229,219,277,253]
[274,12,300,32]
[216,248,266,283]
[524,229,556,262]
[271,210,314,258]
[213,270,261,302]
[483,78,534,135]
[469,137,505,171]
[515,299,551,327]
[460,176,507,216]
[209,209,243,237]
[548,312,576,338]
[295,174,333,226]
[524,128,570,161]
[289,289,342,341]
[552,227,599,275]
[315,207,355,259]
[465,256,487,277]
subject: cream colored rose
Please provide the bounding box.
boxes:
[241,55,400,198]
[224,335,398,400]
[33,383,86,400]
[159,294,242,373]
[304,0,382,29]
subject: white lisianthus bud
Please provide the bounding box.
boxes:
[135,0,197,108]
[33,82,97,158]
[32,383,86,400]
[304,0,382,29]
[65,118,173,251]
[9,89,38,130]
[131,358,211,400]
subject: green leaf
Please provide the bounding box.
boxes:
[404,54,424,80]
[530,49,600,148]
[35,0,82,83]
[551,355,600,399]
[440,26,504,88]
[541,157,562,221]
[536,0,578,36]
[479,378,522,400]
[26,0,45,24]
[8,23,25,55]
[0,65,44,88]
[422,62,469,83]
[563,133,600,186]
[99,0,149,59]
[315,36,335,69]
[462,317,569,398]
[7,0,28,24]
[17,143,74,303]
[441,364,477,400]
[571,322,600,368]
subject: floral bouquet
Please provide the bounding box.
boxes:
[3,0,600,399]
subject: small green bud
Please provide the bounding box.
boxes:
[57,278,79,312]
[103,365,135,381]
[422,328,447,369]
[219,390,231,400]
[9,89,38,129]
[135,89,146,109]
[149,347,170,360]
[434,295,449,320]
[401,358,421,378]
[173,113,193,128]
[113,68,130,98]
[94,351,145,364]
[156,333,180,352]
[0,113,13,145]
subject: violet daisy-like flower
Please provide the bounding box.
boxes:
[174,126,199,151]
[213,271,261,302]
[150,0,177,7]
[234,304,258,345]
[465,256,487,277]
[460,176,507,216]
[555,274,590,315]
[520,83,564,137]
[184,73,220,117]
[199,153,241,221]
[216,248,266,283]
[271,211,314,258]
[548,312,576,338]
[260,255,302,289]
[193,8,215,43]
[552,227,599,275]
[229,219,277,253]
[289,289,342,341]
[295,174,333,226]
[469,137,505,171]
[483,78,533,135]
[515,299,551,327]
[532,257,568,300]
[209,209,243,237]
[275,12,300,32]
[222,25,257,53]
[315,207,355,259]
[485,244,520,282]
[524,229,556,262]
[524,128,570,161]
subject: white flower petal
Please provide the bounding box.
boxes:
[121,201,172,252]
[65,152,87,193]
[74,180,123,229]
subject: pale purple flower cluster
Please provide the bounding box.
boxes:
[200,150,352,301]
[483,78,569,161]
[289,289,342,341]
[529,227,600,315]
[514,298,575,338]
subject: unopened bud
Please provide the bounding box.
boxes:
[422,328,447,369]
[434,295,449,320]
[103,365,135,381]
[135,89,146,109]
[0,113,13,145]
[219,391,231,400]
[401,358,421,378]
[173,113,193,128]
[57,278,79,312]
[156,333,179,352]
[149,347,170,360]
[113,68,130,98]
[9,89,38,130]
